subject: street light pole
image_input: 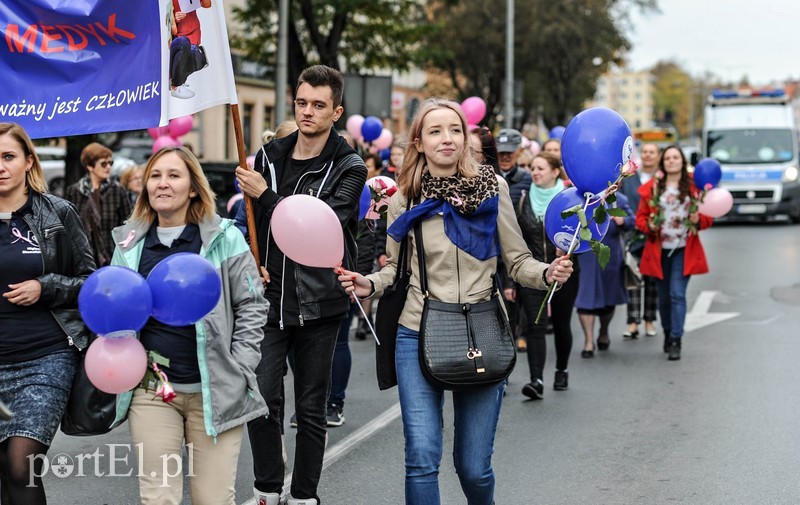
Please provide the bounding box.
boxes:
[275,0,288,127]
[505,0,514,129]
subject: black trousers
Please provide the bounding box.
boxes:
[169,36,207,87]
[248,318,340,501]
[518,274,579,382]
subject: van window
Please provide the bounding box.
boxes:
[707,129,793,164]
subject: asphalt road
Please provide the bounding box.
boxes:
[43,221,800,504]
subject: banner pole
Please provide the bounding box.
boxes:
[230,103,261,268]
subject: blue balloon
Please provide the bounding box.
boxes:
[561,107,633,196]
[79,266,153,335]
[692,158,722,189]
[147,253,222,326]
[361,116,383,143]
[544,187,610,254]
[379,148,391,161]
[359,185,371,221]
[549,126,566,139]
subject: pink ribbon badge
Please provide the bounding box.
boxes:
[118,230,136,248]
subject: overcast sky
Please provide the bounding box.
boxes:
[625,0,799,85]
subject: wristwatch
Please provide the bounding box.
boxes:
[541,269,550,287]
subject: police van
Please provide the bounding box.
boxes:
[700,89,800,222]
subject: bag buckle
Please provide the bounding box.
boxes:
[467,348,483,360]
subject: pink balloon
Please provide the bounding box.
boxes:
[227,193,244,214]
[147,126,169,139]
[271,195,344,268]
[346,115,365,140]
[246,154,256,168]
[373,128,394,150]
[85,333,148,394]
[169,115,194,138]
[698,187,733,218]
[529,141,541,156]
[364,176,397,220]
[152,135,182,153]
[468,123,479,132]
[461,96,487,125]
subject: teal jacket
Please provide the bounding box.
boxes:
[110,215,268,436]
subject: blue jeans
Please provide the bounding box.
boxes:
[657,247,691,339]
[395,325,504,505]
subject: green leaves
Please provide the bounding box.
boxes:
[590,240,611,269]
[560,204,582,219]
[605,207,628,217]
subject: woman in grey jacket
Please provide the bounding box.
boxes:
[109,147,268,505]
[338,99,573,505]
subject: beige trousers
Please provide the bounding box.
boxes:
[128,388,243,505]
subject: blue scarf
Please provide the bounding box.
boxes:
[529,182,564,218]
[387,196,500,260]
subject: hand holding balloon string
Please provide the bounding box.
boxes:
[336,266,380,345]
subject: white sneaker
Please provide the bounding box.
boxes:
[286,498,318,505]
[253,488,281,505]
[170,85,195,99]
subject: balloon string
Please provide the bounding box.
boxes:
[352,296,379,345]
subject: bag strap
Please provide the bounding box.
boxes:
[414,220,429,298]
[391,199,413,284]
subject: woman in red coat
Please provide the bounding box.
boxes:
[635,145,713,360]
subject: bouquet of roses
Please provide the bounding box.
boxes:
[364,176,398,220]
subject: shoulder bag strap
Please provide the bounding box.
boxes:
[392,199,413,284]
[414,220,429,298]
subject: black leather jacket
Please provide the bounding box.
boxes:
[252,129,367,326]
[515,188,557,263]
[23,192,96,350]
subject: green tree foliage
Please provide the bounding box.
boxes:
[426,0,658,128]
[650,61,724,138]
[232,0,431,95]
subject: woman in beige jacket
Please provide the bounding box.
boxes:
[338,99,573,505]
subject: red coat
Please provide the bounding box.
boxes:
[635,179,713,280]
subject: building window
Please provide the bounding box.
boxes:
[243,103,254,153]
[264,106,274,132]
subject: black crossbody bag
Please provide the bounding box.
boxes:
[373,200,412,390]
[414,222,516,391]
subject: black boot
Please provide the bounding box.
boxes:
[667,339,681,361]
[354,318,370,340]
[553,370,569,391]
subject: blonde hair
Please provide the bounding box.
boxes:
[119,165,144,190]
[130,146,216,225]
[0,122,47,194]
[274,120,299,140]
[396,99,479,199]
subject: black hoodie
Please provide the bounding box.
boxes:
[251,128,367,327]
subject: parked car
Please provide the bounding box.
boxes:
[200,160,239,217]
[36,146,66,196]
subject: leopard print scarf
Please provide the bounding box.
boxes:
[421,165,499,214]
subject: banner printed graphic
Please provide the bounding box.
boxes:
[0,0,238,139]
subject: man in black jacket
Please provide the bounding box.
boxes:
[495,128,532,352]
[236,65,367,505]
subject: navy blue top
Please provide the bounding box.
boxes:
[137,223,202,384]
[0,196,68,362]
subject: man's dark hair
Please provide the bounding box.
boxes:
[297,65,344,108]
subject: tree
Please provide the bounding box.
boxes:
[232,0,431,101]
[425,0,658,129]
